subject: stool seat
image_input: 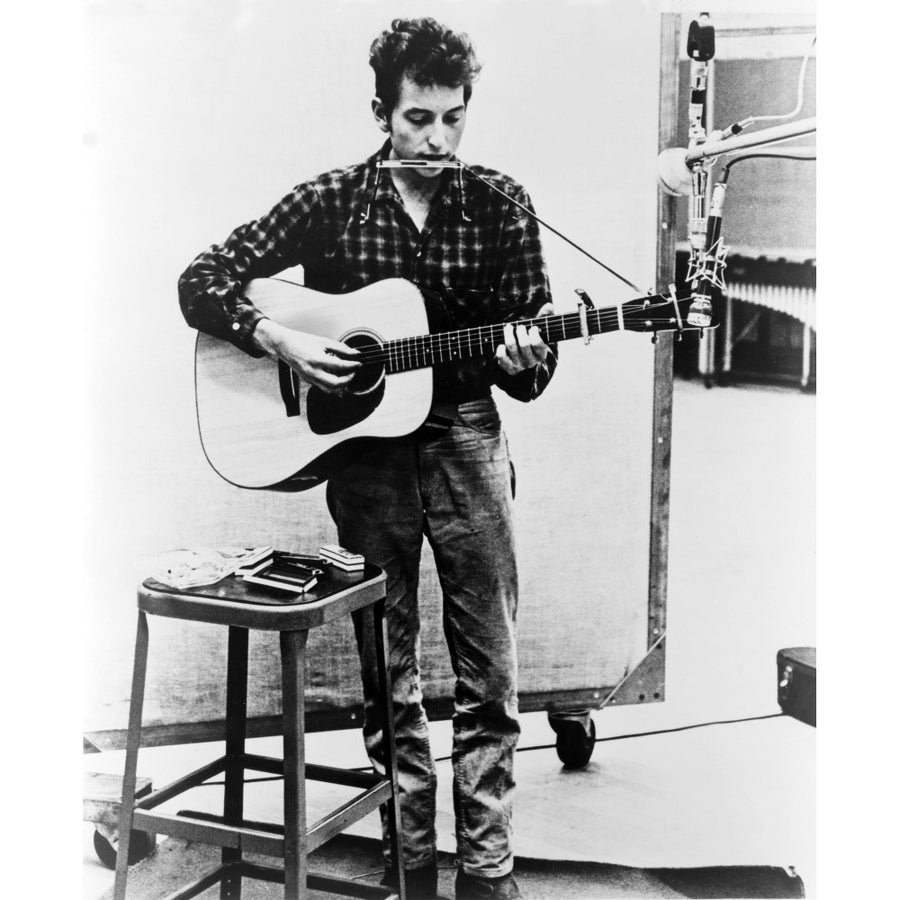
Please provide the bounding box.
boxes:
[139,563,385,630]
[114,564,405,900]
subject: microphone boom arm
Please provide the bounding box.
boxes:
[658,116,816,197]
[685,115,816,165]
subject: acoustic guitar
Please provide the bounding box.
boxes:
[194,277,710,490]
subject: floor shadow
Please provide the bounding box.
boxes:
[102,834,807,900]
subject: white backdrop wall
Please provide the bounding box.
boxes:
[84,0,663,734]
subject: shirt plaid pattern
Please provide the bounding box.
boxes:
[179,142,556,402]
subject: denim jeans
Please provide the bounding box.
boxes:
[326,397,520,878]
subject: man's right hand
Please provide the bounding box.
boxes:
[252,318,361,395]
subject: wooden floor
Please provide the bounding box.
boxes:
[83,713,814,899]
[82,380,816,898]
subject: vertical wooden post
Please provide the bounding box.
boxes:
[221,626,249,899]
[648,13,681,650]
[113,611,150,900]
[372,599,407,900]
[281,629,309,899]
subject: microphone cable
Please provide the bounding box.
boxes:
[720,150,816,182]
[713,35,817,143]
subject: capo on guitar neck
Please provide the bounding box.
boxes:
[574,289,594,345]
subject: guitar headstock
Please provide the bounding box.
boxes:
[620,288,720,335]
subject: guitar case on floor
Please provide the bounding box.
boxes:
[777,647,816,727]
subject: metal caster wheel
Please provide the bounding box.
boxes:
[551,716,597,769]
[93,826,155,869]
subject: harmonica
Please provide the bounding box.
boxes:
[376,159,463,169]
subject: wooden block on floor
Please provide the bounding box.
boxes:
[83,772,153,827]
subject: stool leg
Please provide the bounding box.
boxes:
[280,629,309,900]
[222,626,249,899]
[372,599,407,900]
[113,611,150,900]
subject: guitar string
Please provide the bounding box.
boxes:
[356,316,693,367]
[355,295,691,356]
[350,297,695,368]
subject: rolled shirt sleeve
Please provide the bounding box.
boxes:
[177,182,324,356]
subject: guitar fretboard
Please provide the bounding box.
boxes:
[357,307,624,374]
[384,316,577,374]
[348,290,696,373]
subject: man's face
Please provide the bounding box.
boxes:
[376,75,467,178]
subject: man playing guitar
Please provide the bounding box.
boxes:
[179,17,555,899]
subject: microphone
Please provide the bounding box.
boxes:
[657,147,693,196]
[686,14,715,149]
[684,14,716,259]
[686,180,726,328]
[686,14,715,62]
[659,14,714,198]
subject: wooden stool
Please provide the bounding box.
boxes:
[113,564,405,900]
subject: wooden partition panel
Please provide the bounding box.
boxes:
[84,0,673,747]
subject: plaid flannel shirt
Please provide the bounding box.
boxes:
[179,142,556,403]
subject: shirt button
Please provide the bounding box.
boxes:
[232,322,240,331]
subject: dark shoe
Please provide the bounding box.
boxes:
[381,861,439,898]
[455,869,522,899]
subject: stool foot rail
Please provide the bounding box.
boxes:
[157,862,400,900]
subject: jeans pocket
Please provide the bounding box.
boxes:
[455,398,501,435]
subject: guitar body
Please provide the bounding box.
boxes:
[195,276,708,491]
[195,277,432,490]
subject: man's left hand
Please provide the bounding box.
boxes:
[495,303,554,374]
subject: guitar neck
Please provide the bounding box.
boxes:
[361,306,632,375]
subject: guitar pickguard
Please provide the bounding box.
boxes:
[305,330,387,434]
[306,378,386,435]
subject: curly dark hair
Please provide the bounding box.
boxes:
[369,17,482,114]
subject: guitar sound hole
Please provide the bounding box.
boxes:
[343,331,385,396]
